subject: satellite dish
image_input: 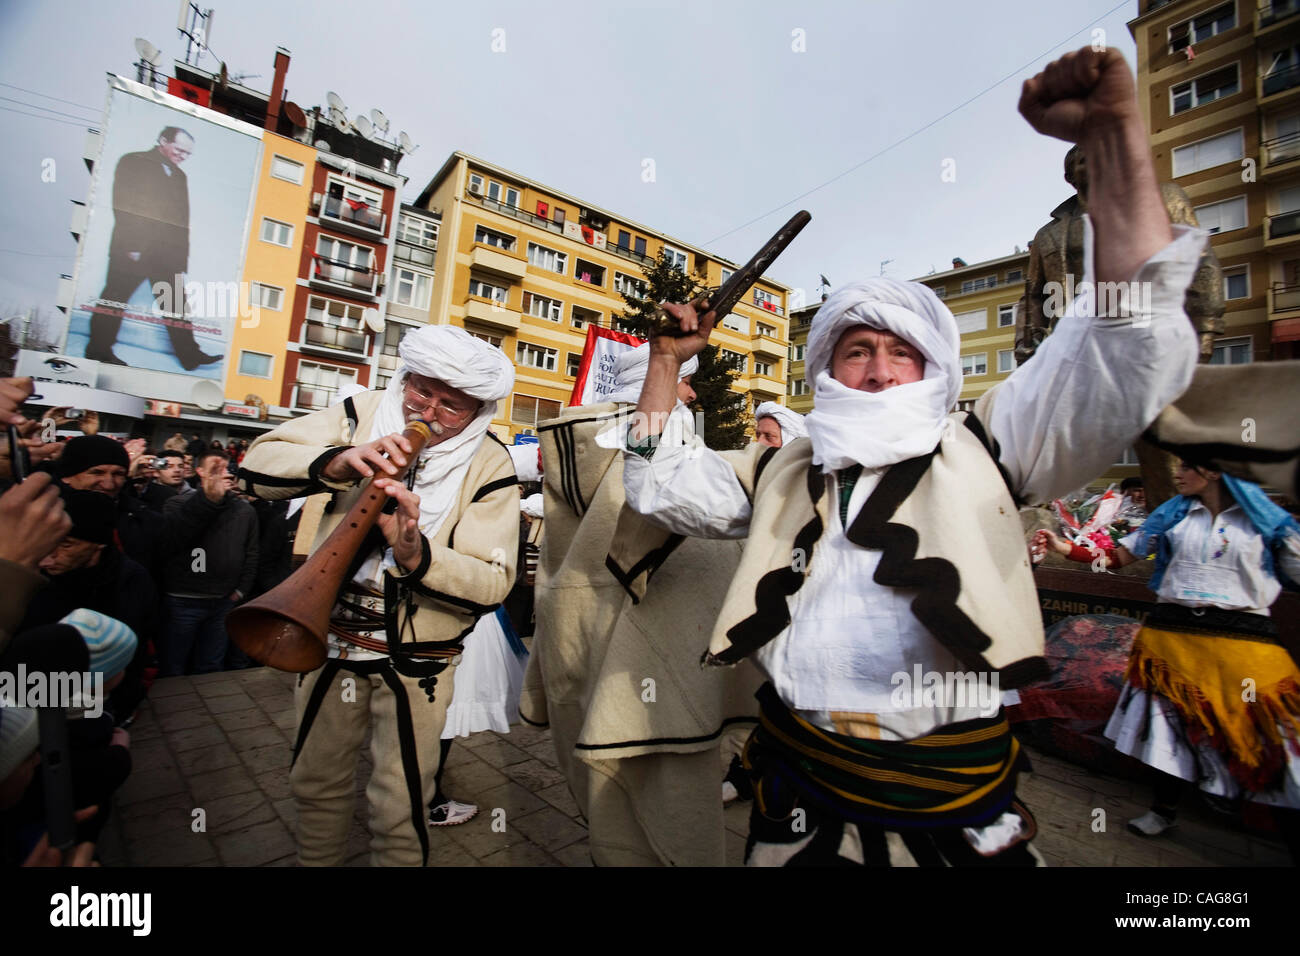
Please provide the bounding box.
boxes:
[329,107,350,133]
[370,108,389,133]
[362,307,384,333]
[398,131,418,154]
[283,100,307,128]
[134,37,163,66]
[313,139,330,150]
[191,379,224,411]
[354,115,373,139]
[326,91,346,112]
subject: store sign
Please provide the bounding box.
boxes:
[144,399,182,417]
[222,402,261,419]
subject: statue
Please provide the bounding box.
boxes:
[1014,146,1226,508]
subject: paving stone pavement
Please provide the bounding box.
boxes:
[97,668,1291,867]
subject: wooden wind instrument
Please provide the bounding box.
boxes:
[226,419,434,672]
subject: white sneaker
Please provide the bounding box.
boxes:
[722,781,739,804]
[428,799,479,827]
[1127,810,1176,837]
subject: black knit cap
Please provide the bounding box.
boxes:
[55,434,129,478]
[60,487,116,544]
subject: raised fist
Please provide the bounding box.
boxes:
[1018,48,1139,144]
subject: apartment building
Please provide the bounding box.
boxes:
[411,153,792,442]
[1129,0,1300,362]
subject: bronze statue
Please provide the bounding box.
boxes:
[1015,145,1226,507]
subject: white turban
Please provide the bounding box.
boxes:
[754,401,807,444]
[804,278,961,471]
[397,324,514,402]
[604,343,698,406]
[520,492,544,519]
[508,442,541,482]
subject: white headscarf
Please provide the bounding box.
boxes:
[367,324,514,539]
[603,343,699,406]
[754,401,807,445]
[508,442,541,482]
[804,278,960,471]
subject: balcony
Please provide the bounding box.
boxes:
[469,245,527,282]
[464,296,521,333]
[752,292,785,316]
[292,380,356,413]
[467,190,564,235]
[605,241,655,268]
[1269,282,1300,314]
[1262,130,1300,176]
[395,242,436,268]
[1261,63,1300,100]
[310,255,380,298]
[747,372,784,398]
[1259,0,1300,31]
[750,332,786,360]
[318,194,388,240]
[302,320,368,357]
[1266,210,1300,246]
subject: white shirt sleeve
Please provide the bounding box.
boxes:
[1278,529,1300,583]
[983,216,1205,504]
[621,436,753,540]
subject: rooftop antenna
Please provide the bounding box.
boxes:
[177,1,215,66]
[879,258,894,276]
[326,91,347,113]
[398,130,418,154]
[133,37,163,86]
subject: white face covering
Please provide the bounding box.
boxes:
[803,279,961,471]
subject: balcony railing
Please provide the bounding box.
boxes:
[311,255,379,296]
[1263,63,1300,98]
[1260,0,1300,28]
[753,292,785,316]
[605,242,655,268]
[1263,131,1300,167]
[1268,210,1300,239]
[293,380,354,412]
[1271,282,1300,311]
[469,191,565,234]
[304,321,367,354]
[395,242,436,268]
[321,195,387,235]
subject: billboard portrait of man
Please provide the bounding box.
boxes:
[66,80,263,383]
[87,126,220,371]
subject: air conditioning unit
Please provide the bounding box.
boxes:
[468,181,483,196]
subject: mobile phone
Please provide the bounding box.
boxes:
[65,408,85,420]
[37,708,76,852]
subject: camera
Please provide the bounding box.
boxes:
[153,457,170,469]
[65,408,85,420]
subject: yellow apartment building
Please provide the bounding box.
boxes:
[225,134,316,410]
[787,302,815,415]
[1129,0,1300,362]
[413,152,792,442]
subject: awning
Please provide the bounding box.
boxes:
[1271,317,1300,343]
[24,382,146,418]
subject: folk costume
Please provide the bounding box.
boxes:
[623,220,1207,865]
[1104,477,1300,809]
[239,326,518,866]
[521,346,763,866]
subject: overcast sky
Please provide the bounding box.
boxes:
[0,0,1138,317]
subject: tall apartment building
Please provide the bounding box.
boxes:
[787,302,815,415]
[1129,0,1300,362]
[411,153,792,442]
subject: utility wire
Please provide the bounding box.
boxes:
[0,80,101,114]
[704,0,1130,245]
[0,249,72,259]
[0,103,93,128]
[0,95,99,124]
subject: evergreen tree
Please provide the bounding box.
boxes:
[617,251,750,450]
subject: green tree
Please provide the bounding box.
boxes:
[617,251,750,450]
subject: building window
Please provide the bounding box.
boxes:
[1171,64,1239,115]
[1172,128,1244,177]
[756,322,777,337]
[997,303,1015,328]
[464,327,503,349]
[260,217,293,247]
[249,282,283,311]
[574,258,605,287]
[614,271,646,298]
[304,295,368,354]
[616,229,632,249]
[270,155,304,185]
[960,275,998,294]
[997,349,1015,374]
[1114,447,1140,467]
[612,316,640,334]
[790,343,806,361]
[931,286,947,299]
[566,351,582,377]
[720,267,735,285]
[754,360,773,377]
[376,321,415,389]
[511,393,562,427]
[790,377,809,396]
[753,288,782,314]
[487,181,520,208]
[721,349,746,372]
[722,313,747,333]
[392,267,432,310]
[237,350,273,378]
[516,341,558,371]
[1210,335,1252,364]
[953,308,987,334]
[522,291,562,322]
[1168,3,1236,53]
[662,244,687,271]
[1195,195,1247,234]
[322,178,385,232]
[571,304,601,329]
[960,353,987,376]
[1005,269,1023,283]
[1223,265,1249,299]
[399,214,438,248]
[474,225,516,251]
[527,242,567,274]
[468,276,508,303]
[295,361,357,410]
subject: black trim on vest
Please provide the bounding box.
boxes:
[604,531,686,604]
[472,475,519,503]
[342,396,358,440]
[750,445,780,502]
[404,578,498,616]
[709,461,825,665]
[573,715,759,752]
[549,422,582,517]
[518,708,548,728]
[307,445,353,487]
[290,659,345,767]
[1140,429,1300,498]
[378,666,431,867]
[237,468,316,490]
[960,412,1021,505]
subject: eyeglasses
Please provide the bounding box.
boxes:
[403,380,476,427]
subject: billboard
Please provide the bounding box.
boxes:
[64,77,262,382]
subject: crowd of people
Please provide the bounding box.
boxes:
[2,47,1298,869]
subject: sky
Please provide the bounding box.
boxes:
[0,0,1141,320]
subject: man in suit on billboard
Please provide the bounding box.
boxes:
[88,126,222,372]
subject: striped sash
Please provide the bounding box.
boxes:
[745,683,1029,830]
